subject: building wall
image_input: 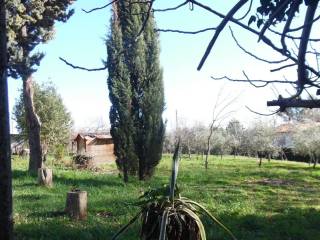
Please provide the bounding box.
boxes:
[86,139,115,165]
[76,138,86,154]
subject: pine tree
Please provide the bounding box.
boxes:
[7,0,74,173]
[107,0,165,181]
[13,82,73,157]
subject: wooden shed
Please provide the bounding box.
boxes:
[73,134,115,165]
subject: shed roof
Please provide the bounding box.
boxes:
[73,133,112,142]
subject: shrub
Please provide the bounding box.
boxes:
[112,142,237,240]
[72,154,93,169]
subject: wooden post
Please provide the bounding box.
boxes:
[37,168,53,187]
[65,190,87,220]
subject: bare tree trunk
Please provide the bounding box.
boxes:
[313,155,317,169]
[0,1,13,238]
[23,76,43,173]
[258,152,262,167]
[259,157,262,167]
[205,124,214,169]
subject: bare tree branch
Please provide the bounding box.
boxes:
[211,75,296,86]
[59,57,107,71]
[82,0,117,13]
[197,0,249,70]
[153,1,189,12]
[235,0,253,21]
[297,1,319,89]
[229,27,289,64]
[288,13,320,32]
[155,27,216,34]
[246,106,281,116]
[269,28,320,42]
[270,63,296,72]
[190,0,320,78]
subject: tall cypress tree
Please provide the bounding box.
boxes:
[135,4,165,180]
[107,0,165,181]
[107,3,138,182]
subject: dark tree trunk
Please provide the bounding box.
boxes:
[205,146,210,169]
[23,76,43,173]
[257,151,263,167]
[123,159,128,183]
[0,1,13,238]
[313,156,317,169]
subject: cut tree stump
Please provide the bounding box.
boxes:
[65,190,87,220]
[37,168,53,187]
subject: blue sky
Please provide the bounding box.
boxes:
[9,0,309,132]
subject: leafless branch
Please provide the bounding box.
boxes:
[234,0,253,21]
[155,27,216,34]
[82,0,117,13]
[229,27,289,64]
[270,63,296,72]
[297,1,319,89]
[135,0,154,41]
[211,75,296,86]
[269,28,320,42]
[190,0,320,78]
[197,0,249,70]
[153,1,189,12]
[288,13,320,32]
[59,57,107,71]
[246,106,281,116]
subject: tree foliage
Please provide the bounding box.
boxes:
[107,0,165,181]
[13,82,73,154]
[7,0,74,79]
[7,0,74,172]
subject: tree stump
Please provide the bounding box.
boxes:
[65,190,87,220]
[37,168,53,187]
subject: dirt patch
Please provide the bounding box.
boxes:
[245,178,294,186]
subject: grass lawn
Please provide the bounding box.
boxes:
[13,155,320,240]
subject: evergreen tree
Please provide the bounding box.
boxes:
[135,4,165,179]
[107,3,138,182]
[107,0,165,181]
[13,82,73,157]
[7,0,74,173]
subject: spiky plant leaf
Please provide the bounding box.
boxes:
[182,198,237,240]
[180,207,206,240]
[170,141,180,201]
[111,211,142,240]
[159,209,170,240]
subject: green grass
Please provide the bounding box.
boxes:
[12,155,320,240]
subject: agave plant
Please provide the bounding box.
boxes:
[112,141,237,240]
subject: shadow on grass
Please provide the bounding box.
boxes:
[53,174,126,189]
[206,207,320,240]
[14,207,320,240]
[13,169,31,178]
